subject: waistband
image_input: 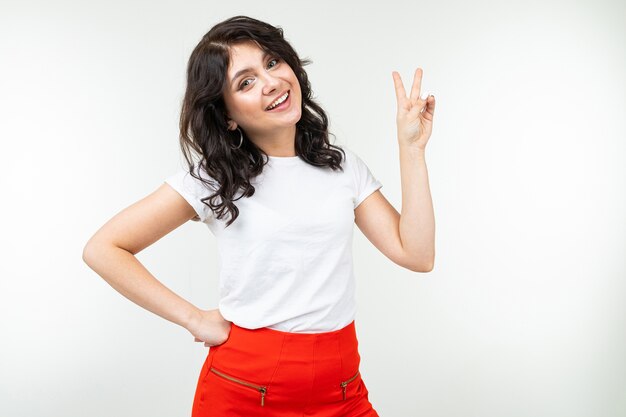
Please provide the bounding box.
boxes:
[212,319,360,369]
[232,320,357,340]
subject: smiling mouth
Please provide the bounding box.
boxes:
[265,91,290,111]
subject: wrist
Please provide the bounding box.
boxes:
[399,144,426,158]
[183,306,203,333]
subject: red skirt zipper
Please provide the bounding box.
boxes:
[340,370,360,400]
[210,366,268,406]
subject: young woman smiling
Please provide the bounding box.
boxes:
[83,15,436,417]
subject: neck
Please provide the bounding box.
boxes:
[248,125,297,157]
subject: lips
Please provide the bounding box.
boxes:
[265,90,290,111]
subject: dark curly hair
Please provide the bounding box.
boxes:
[178,15,345,227]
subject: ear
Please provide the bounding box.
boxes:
[227,120,238,131]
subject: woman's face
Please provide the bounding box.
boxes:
[222,41,302,140]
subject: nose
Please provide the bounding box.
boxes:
[261,72,281,95]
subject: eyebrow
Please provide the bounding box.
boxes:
[230,51,271,86]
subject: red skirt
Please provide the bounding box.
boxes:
[191,320,379,416]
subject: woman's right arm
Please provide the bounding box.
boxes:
[82,182,230,346]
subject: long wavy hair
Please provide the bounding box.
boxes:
[178,15,345,227]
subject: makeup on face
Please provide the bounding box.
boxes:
[222,41,302,147]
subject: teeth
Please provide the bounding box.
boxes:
[266,92,289,110]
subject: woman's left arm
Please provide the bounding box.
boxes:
[355,68,436,272]
[395,68,436,271]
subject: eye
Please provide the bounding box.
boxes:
[239,79,252,89]
[267,58,279,68]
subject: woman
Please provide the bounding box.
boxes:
[83,15,436,417]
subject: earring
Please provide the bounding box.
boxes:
[230,127,243,150]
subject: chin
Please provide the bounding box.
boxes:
[285,106,302,124]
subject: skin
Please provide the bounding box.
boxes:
[392,68,436,149]
[222,41,303,157]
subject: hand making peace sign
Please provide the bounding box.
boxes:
[392,68,436,150]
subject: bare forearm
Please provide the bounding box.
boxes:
[82,243,201,330]
[398,145,435,270]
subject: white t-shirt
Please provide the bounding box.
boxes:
[164,146,382,333]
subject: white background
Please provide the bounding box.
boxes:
[1,0,624,416]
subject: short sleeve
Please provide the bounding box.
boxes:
[349,149,383,209]
[164,163,215,223]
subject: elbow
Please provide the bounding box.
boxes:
[82,237,108,266]
[421,260,434,273]
[82,241,97,266]
[405,254,435,273]
[410,262,434,273]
